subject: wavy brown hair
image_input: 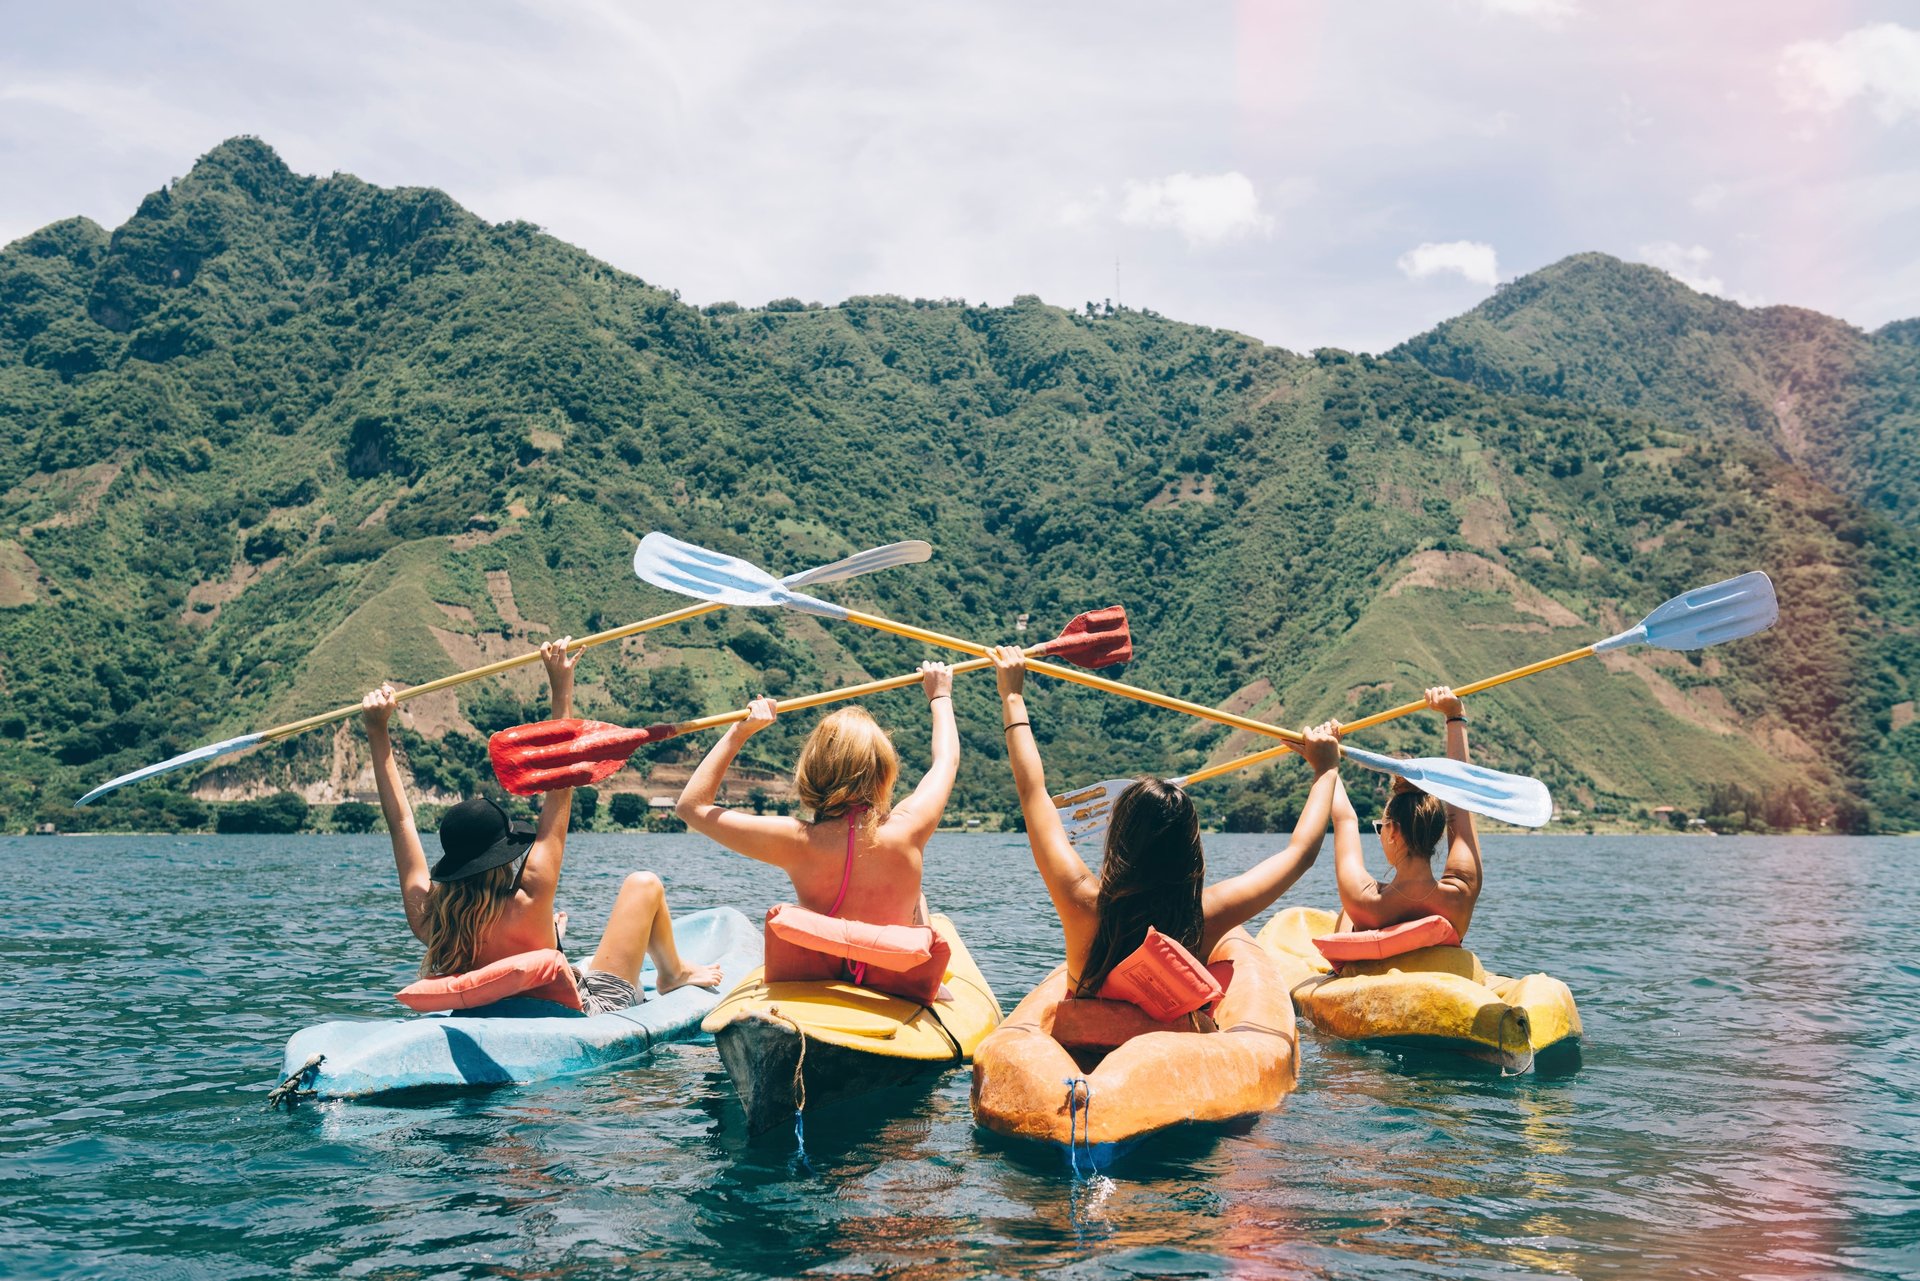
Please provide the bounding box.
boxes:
[421,862,519,977]
[1076,778,1206,996]
[1383,776,1448,862]
[794,706,898,832]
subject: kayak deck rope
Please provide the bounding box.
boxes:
[1063,1076,1094,1176]
[766,1006,813,1162]
[267,1054,325,1110]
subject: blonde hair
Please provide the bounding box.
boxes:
[421,862,519,976]
[1384,776,1448,862]
[794,706,898,828]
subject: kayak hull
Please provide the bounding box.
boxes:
[281,906,762,1098]
[1258,907,1582,1073]
[701,914,1001,1136]
[971,929,1298,1156]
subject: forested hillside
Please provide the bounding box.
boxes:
[3,139,1915,834]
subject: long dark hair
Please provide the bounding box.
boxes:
[1077,778,1206,996]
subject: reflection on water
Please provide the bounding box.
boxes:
[0,833,1915,1279]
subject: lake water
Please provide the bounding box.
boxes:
[1,832,1915,1279]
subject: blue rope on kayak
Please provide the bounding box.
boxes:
[770,1007,815,1175]
[1063,1077,1093,1177]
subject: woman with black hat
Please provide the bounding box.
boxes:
[360,638,721,1013]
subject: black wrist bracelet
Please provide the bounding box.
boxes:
[1447,716,1468,724]
[1003,721,1031,734]
[929,694,951,701]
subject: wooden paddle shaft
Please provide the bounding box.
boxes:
[1337,644,1597,736]
[260,602,723,741]
[664,626,1088,737]
[1173,643,1603,787]
[840,609,1312,746]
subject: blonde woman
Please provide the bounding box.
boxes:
[675,663,957,927]
[362,638,720,1010]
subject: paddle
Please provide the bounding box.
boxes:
[74,540,933,806]
[632,534,1553,826]
[489,607,1132,794]
[1053,570,1779,844]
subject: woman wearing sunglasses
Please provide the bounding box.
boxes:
[360,638,720,1013]
[1329,686,1484,940]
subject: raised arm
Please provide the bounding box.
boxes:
[1428,686,1484,901]
[362,683,431,942]
[1327,732,1390,928]
[888,663,959,847]
[1203,724,1341,937]
[515,638,577,909]
[990,647,1097,932]
[674,698,810,868]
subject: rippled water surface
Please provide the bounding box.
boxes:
[2,833,1916,1279]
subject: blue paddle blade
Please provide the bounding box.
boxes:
[1052,777,1134,846]
[633,534,851,619]
[75,732,267,806]
[1340,745,1554,828]
[781,541,932,588]
[1595,571,1778,653]
[1055,772,1199,846]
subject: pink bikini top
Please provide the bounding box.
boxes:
[828,803,867,918]
[829,804,867,981]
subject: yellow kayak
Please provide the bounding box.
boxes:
[1258,907,1581,1074]
[701,914,1002,1134]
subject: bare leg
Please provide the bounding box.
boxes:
[587,871,723,992]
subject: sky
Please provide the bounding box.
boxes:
[2,0,1916,354]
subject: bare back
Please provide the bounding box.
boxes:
[1339,871,1478,939]
[785,810,927,927]
[465,888,563,967]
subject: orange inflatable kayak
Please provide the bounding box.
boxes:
[971,928,1297,1159]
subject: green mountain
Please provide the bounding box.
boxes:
[1394,252,1920,526]
[2,139,1915,835]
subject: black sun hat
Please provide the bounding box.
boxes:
[431,796,535,882]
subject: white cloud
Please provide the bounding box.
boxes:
[1637,241,1757,305]
[1689,183,1729,213]
[1474,0,1579,24]
[1118,172,1273,247]
[1396,240,1501,287]
[1780,23,1920,124]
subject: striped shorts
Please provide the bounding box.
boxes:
[573,966,641,1015]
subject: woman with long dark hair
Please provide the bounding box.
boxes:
[989,647,1341,994]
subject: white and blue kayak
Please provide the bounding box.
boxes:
[281,907,762,1098]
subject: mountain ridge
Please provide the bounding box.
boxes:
[2,138,1914,834]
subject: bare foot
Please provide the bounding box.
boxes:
[657,961,724,993]
[553,911,569,946]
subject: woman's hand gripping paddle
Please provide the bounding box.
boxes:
[488,607,1132,794]
[632,533,1553,826]
[75,540,932,806]
[1053,570,1778,844]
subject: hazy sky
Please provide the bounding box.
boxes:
[3,1,1916,353]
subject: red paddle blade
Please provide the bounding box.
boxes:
[488,718,672,796]
[1033,605,1132,668]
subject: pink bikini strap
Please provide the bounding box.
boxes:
[828,804,868,918]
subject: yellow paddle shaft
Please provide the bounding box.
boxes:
[1176,643,1602,786]
[1337,644,1598,735]
[840,609,1310,746]
[663,627,1085,736]
[259,602,723,741]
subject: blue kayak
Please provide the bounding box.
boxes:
[281,906,762,1098]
